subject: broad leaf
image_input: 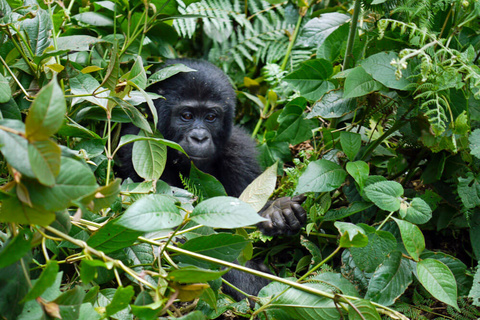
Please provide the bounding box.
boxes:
[239,163,277,211]
[393,218,425,261]
[364,181,403,211]
[190,197,266,228]
[365,251,412,306]
[28,140,61,186]
[340,132,362,161]
[296,159,347,194]
[417,259,459,310]
[0,73,11,103]
[25,78,66,141]
[361,52,411,90]
[132,131,167,180]
[116,194,182,232]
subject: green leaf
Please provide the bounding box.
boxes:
[70,73,108,109]
[148,63,197,86]
[295,159,347,194]
[361,52,411,90]
[469,129,480,159]
[190,196,267,228]
[457,172,480,209]
[105,286,135,317]
[272,284,340,320]
[116,194,182,232]
[56,35,106,51]
[275,115,317,145]
[340,132,362,161]
[324,202,372,221]
[284,59,335,101]
[176,233,249,269]
[298,12,350,48]
[348,299,381,320]
[364,181,403,211]
[469,265,480,306]
[239,163,277,212]
[87,219,143,253]
[350,224,396,272]
[417,259,459,310]
[22,260,59,302]
[365,251,412,306]
[402,197,432,224]
[21,8,52,55]
[28,140,61,187]
[1,195,55,226]
[308,90,356,119]
[27,157,98,211]
[115,134,186,157]
[0,98,21,120]
[124,56,147,90]
[168,266,228,283]
[393,218,425,261]
[73,12,114,26]
[0,260,29,319]
[0,129,35,178]
[0,232,31,268]
[25,78,66,141]
[0,73,11,103]
[346,161,369,189]
[316,23,349,62]
[344,66,384,99]
[189,164,227,199]
[132,131,167,180]
[335,222,368,248]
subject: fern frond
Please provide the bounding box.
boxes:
[179,173,204,202]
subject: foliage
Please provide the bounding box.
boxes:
[0,0,480,319]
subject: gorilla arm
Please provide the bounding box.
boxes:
[217,126,307,236]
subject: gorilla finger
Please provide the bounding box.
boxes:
[271,209,287,231]
[282,208,301,232]
[291,193,307,204]
[291,203,307,224]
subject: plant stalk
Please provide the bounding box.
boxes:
[343,0,362,70]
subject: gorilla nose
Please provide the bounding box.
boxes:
[189,130,209,144]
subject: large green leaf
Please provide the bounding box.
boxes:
[22,261,59,302]
[25,79,66,141]
[361,52,411,90]
[21,8,52,55]
[350,224,396,272]
[148,63,197,86]
[284,59,335,101]
[1,195,55,226]
[344,66,384,99]
[365,251,412,306]
[176,233,249,269]
[393,218,425,261]
[168,266,228,283]
[295,159,347,194]
[239,163,277,212]
[340,132,362,161]
[87,219,143,253]
[27,157,98,211]
[132,131,167,180]
[364,181,403,212]
[308,90,356,119]
[189,164,227,200]
[28,140,61,187]
[116,194,182,232]
[457,172,480,209]
[417,259,459,310]
[0,129,35,178]
[190,197,266,228]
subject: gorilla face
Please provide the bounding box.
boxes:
[151,59,235,172]
[169,100,225,169]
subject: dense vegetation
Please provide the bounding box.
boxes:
[1,0,480,319]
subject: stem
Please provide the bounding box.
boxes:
[377,211,395,230]
[298,246,341,282]
[105,110,112,185]
[45,226,156,290]
[343,0,362,70]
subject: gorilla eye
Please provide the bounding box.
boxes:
[181,112,193,121]
[205,114,216,122]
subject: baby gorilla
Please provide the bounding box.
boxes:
[116,59,306,299]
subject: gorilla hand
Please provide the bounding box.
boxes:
[257,194,307,236]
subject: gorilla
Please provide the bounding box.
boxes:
[115,59,306,300]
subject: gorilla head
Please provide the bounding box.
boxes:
[152,60,235,171]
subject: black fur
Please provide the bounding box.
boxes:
[116,59,306,302]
